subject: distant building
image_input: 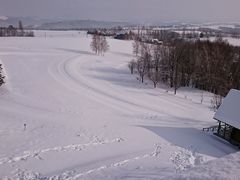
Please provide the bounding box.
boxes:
[114,32,129,40]
[214,89,240,147]
[151,39,163,45]
[87,29,115,37]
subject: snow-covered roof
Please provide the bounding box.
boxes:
[214,89,240,129]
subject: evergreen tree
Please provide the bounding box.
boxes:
[18,20,24,36]
[0,64,5,87]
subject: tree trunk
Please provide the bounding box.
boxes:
[154,82,157,88]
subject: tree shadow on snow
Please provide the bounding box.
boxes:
[109,51,134,58]
[55,48,94,56]
[141,126,237,158]
[89,66,128,75]
[88,67,152,89]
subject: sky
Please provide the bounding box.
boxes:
[0,0,240,23]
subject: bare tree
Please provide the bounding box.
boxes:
[211,94,222,111]
[90,34,109,55]
[137,43,151,83]
[99,35,109,55]
[148,45,162,88]
[132,39,140,57]
[90,34,100,54]
[169,41,186,94]
[148,67,161,88]
[128,60,136,74]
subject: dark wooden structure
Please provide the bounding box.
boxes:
[213,89,240,147]
[214,121,240,146]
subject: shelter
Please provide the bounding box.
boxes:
[214,89,240,146]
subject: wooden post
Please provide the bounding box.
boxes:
[224,123,226,138]
[217,121,221,135]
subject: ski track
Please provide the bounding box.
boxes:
[48,55,146,116]
[48,53,206,124]
[47,55,131,115]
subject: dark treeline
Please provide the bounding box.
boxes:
[0,21,34,37]
[130,38,240,97]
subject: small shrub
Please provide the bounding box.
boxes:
[211,94,222,111]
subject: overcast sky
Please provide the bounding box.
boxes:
[0,0,240,23]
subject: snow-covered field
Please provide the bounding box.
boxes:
[0,31,239,180]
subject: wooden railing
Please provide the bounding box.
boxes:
[202,125,218,132]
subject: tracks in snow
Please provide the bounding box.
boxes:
[0,138,123,166]
[9,149,156,180]
[51,152,154,180]
[6,143,206,180]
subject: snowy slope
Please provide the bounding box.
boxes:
[0,31,238,179]
[173,151,240,180]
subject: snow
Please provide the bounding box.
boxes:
[205,37,240,47]
[201,23,237,30]
[0,30,239,179]
[214,89,240,129]
[0,16,8,21]
[225,37,240,46]
[174,30,202,35]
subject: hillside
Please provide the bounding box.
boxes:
[0,31,239,179]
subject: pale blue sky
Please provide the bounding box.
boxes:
[0,0,240,22]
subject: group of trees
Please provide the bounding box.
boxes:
[0,20,34,37]
[90,33,109,55]
[130,38,240,97]
[0,64,4,87]
[130,40,170,88]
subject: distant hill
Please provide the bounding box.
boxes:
[0,16,52,28]
[1,16,239,30]
[34,20,134,30]
[0,16,134,30]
